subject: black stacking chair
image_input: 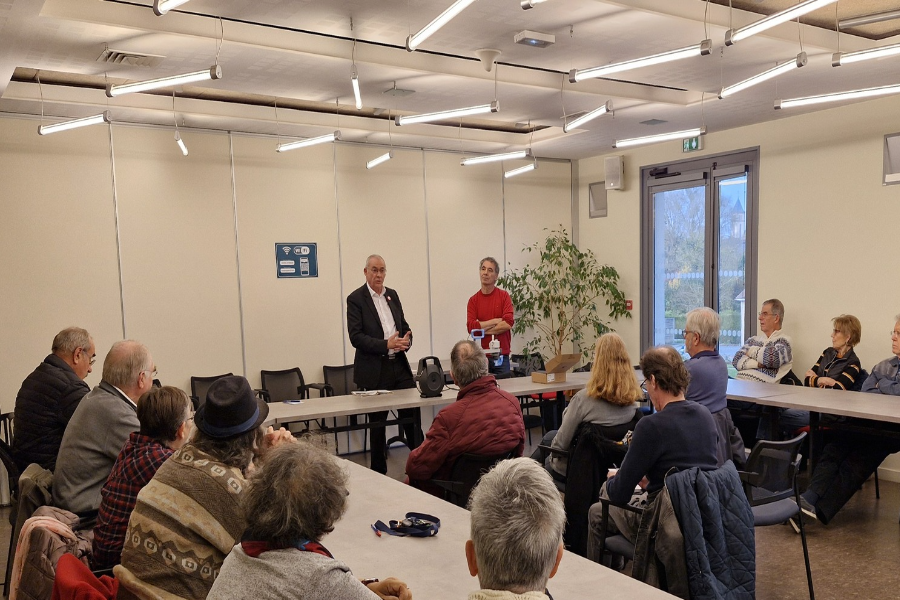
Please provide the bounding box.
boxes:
[190,373,233,409]
[429,450,516,507]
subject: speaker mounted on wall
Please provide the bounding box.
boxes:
[605,155,624,190]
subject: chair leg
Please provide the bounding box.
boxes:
[795,511,816,600]
[875,469,880,500]
[4,520,14,597]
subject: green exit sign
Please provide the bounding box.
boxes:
[683,136,704,152]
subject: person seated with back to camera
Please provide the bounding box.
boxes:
[465,458,566,600]
[92,386,194,570]
[683,307,746,467]
[208,441,412,600]
[530,332,642,481]
[799,314,900,525]
[405,339,524,496]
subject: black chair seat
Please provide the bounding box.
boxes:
[751,497,800,527]
[604,534,635,559]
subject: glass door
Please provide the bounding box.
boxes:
[714,169,749,368]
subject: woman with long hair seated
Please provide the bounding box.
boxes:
[209,441,412,600]
[534,332,644,480]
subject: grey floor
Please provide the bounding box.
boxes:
[346,426,900,600]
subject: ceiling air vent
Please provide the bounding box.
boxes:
[640,119,668,126]
[97,48,166,68]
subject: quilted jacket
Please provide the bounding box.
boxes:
[666,462,756,600]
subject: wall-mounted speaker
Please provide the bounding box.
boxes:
[605,155,624,190]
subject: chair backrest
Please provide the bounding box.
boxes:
[260,368,305,403]
[190,373,233,407]
[741,431,806,507]
[511,353,544,376]
[0,439,19,499]
[851,368,869,392]
[440,450,516,507]
[0,412,13,446]
[322,365,357,396]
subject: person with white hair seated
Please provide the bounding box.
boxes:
[683,307,745,467]
[465,458,565,600]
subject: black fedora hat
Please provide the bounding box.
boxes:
[195,375,269,439]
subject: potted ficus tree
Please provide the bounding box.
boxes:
[498,226,630,372]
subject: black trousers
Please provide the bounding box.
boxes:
[367,355,422,474]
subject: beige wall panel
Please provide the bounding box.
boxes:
[504,160,572,355]
[112,126,243,393]
[336,145,432,365]
[0,118,123,411]
[424,151,504,361]
[577,95,900,478]
[231,135,344,388]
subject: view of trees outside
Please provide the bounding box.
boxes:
[651,176,747,369]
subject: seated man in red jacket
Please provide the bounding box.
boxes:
[406,340,525,495]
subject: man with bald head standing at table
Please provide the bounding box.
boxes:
[347,254,422,474]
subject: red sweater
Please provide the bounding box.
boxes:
[405,375,525,486]
[466,287,514,355]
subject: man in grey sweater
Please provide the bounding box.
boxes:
[53,340,156,518]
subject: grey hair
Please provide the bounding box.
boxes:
[480,257,499,273]
[451,340,489,387]
[685,307,720,347]
[101,340,151,389]
[365,254,384,269]
[52,327,92,355]
[468,458,565,593]
[763,298,784,325]
[243,442,349,546]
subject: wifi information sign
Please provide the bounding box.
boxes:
[276,243,318,279]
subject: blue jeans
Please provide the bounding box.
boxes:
[489,354,511,375]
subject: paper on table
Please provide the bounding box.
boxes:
[351,390,393,396]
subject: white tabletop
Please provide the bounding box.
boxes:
[733,385,900,425]
[326,459,674,600]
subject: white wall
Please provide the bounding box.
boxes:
[577,94,900,479]
[0,116,571,423]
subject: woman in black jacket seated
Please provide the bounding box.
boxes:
[804,314,863,390]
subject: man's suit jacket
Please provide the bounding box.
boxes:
[347,283,413,390]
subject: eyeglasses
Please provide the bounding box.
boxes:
[640,379,648,392]
[79,347,96,366]
[758,311,772,318]
[142,367,158,378]
[891,330,900,339]
[682,329,696,338]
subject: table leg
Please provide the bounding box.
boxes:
[809,411,821,473]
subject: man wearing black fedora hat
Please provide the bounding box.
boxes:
[116,375,294,600]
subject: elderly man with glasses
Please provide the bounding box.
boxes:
[53,340,156,522]
[732,298,794,384]
[11,327,96,473]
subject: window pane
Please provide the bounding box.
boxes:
[652,184,706,359]
[717,175,747,370]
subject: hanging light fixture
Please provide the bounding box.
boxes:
[615,127,706,149]
[776,83,900,109]
[570,40,711,82]
[396,101,498,126]
[833,42,900,66]
[276,131,342,152]
[504,161,537,178]
[106,65,221,97]
[725,0,837,46]
[407,0,479,51]
[563,101,612,133]
[520,0,548,8]
[153,0,191,15]
[351,66,362,110]
[38,112,110,135]
[719,52,807,99]
[174,131,189,156]
[839,9,900,29]
[366,151,394,169]
[461,149,531,166]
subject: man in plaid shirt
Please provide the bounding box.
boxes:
[91,386,193,570]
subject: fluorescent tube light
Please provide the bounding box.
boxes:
[504,162,537,178]
[407,0,478,51]
[839,9,900,29]
[833,42,900,67]
[366,151,393,169]
[38,112,109,135]
[570,40,711,82]
[153,0,190,15]
[719,52,806,99]
[725,0,837,46]
[520,0,548,9]
[107,65,221,97]
[276,131,341,152]
[461,149,531,166]
[775,84,900,109]
[564,101,612,133]
[615,127,706,149]
[396,101,498,126]
[351,67,362,110]
[175,131,188,156]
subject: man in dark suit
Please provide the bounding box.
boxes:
[347,254,423,474]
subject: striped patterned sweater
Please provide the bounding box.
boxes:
[733,329,793,384]
[114,444,248,600]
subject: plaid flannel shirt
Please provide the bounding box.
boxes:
[91,432,174,570]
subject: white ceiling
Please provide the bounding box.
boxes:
[1,0,899,159]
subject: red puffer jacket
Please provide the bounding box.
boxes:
[405,375,525,484]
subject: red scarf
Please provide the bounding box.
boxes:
[241,539,334,559]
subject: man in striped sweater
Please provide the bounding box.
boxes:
[732,298,793,384]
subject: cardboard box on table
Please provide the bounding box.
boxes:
[531,354,580,383]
